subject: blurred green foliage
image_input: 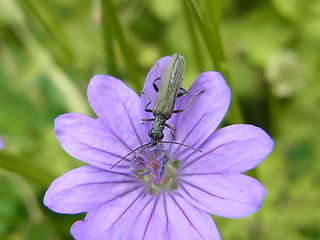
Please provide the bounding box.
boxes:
[0,0,319,239]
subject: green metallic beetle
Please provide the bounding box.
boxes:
[111,53,203,169]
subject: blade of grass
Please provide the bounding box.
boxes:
[184,0,221,70]
[19,0,75,66]
[99,0,118,76]
[203,0,224,62]
[183,0,244,123]
[100,0,140,88]
[1,170,44,223]
[181,0,204,72]
[0,152,57,187]
[6,0,89,114]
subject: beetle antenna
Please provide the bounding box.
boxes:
[111,141,201,169]
[110,143,150,169]
[160,141,202,152]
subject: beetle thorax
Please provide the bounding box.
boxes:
[148,115,166,145]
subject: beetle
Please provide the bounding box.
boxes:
[111,53,204,169]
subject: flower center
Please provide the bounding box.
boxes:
[130,145,180,194]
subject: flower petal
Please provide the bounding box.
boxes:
[71,191,220,240]
[70,190,153,240]
[178,173,266,218]
[181,124,274,174]
[168,72,231,156]
[0,137,3,149]
[87,75,148,165]
[43,165,144,214]
[130,192,220,240]
[55,113,132,171]
[163,192,221,240]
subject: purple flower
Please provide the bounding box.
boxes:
[0,137,3,150]
[44,56,273,240]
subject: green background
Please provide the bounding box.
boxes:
[0,0,319,239]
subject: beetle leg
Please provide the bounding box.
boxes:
[173,90,205,113]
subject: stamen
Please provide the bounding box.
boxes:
[130,145,170,184]
[138,169,153,176]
